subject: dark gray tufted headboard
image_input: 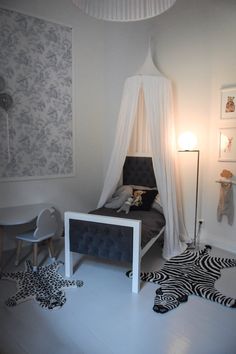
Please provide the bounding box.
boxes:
[123,156,156,188]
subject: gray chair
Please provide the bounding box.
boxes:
[15,207,58,271]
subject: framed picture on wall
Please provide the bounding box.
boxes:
[221,87,236,119]
[218,127,236,161]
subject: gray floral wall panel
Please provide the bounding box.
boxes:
[0,8,73,179]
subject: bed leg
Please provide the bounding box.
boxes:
[132,222,141,293]
[64,212,73,277]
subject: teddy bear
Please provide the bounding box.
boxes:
[220,169,233,179]
[225,96,235,113]
[132,190,146,207]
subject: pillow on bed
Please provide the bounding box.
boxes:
[130,189,158,211]
[130,185,157,191]
[152,193,163,214]
[104,185,133,209]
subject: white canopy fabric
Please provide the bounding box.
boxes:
[98,74,189,259]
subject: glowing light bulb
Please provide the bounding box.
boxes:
[178,131,197,151]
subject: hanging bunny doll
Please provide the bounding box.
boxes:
[217,170,234,225]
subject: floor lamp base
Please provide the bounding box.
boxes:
[187,241,197,250]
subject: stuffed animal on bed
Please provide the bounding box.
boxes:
[104,185,133,209]
[117,197,134,214]
[132,190,146,207]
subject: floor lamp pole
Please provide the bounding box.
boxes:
[179,149,200,249]
[193,150,200,248]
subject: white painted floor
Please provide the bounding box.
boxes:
[0,239,236,354]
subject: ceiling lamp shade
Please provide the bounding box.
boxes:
[72,0,176,22]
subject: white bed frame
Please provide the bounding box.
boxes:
[64,211,165,293]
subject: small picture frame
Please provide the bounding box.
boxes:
[219,127,236,162]
[221,87,236,119]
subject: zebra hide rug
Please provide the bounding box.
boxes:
[126,245,236,314]
[0,260,83,310]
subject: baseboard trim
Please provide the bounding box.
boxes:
[201,234,236,255]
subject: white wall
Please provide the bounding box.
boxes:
[202,0,236,251]
[1,0,236,253]
[0,0,106,248]
[146,0,236,252]
[94,0,236,252]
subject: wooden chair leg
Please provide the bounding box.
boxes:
[15,240,23,266]
[47,238,55,261]
[33,243,38,271]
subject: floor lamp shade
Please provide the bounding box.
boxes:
[178,131,197,151]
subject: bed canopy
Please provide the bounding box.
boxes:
[98,48,189,259]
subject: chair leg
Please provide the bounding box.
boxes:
[15,240,23,266]
[33,243,38,271]
[47,238,55,261]
[0,226,4,270]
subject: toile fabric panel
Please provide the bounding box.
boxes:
[0,8,73,179]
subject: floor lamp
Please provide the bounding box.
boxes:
[178,132,200,249]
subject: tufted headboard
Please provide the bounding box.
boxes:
[123,156,156,188]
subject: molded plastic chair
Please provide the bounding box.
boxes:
[15,207,58,271]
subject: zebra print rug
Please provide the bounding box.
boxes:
[126,245,236,314]
[0,260,83,310]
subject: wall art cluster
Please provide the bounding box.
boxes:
[219,87,236,162]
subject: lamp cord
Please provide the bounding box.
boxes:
[6,111,11,162]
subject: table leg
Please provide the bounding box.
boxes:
[0,226,4,270]
[33,243,38,271]
[15,240,23,266]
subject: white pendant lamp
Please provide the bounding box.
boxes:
[72,0,176,22]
